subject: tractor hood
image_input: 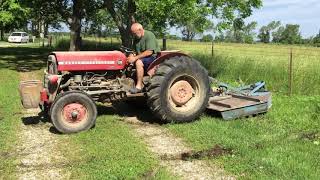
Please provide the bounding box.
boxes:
[52,51,127,71]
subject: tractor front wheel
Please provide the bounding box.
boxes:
[147,56,210,123]
[50,91,97,134]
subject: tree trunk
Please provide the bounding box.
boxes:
[119,29,132,47]
[69,24,81,51]
[0,29,4,41]
[69,0,82,51]
[105,0,136,47]
[44,23,49,37]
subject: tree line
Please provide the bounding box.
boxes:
[201,21,320,47]
[1,0,318,50]
[1,0,262,50]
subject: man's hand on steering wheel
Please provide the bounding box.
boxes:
[127,55,137,64]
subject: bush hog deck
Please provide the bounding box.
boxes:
[19,47,271,134]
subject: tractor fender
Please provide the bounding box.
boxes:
[147,51,190,76]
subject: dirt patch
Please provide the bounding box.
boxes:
[122,116,235,180]
[16,108,70,179]
[300,131,319,141]
[181,145,233,161]
[15,72,70,179]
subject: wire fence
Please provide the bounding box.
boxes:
[161,40,320,96]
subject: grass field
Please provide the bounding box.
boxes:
[0,68,22,177]
[161,41,320,179]
[165,40,320,95]
[0,39,319,179]
[163,40,320,179]
[167,95,320,179]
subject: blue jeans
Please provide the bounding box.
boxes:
[142,56,157,70]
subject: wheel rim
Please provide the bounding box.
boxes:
[62,103,88,124]
[170,80,194,106]
[168,75,200,113]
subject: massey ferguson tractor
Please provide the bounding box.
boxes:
[19,47,271,134]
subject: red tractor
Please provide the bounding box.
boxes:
[20,47,210,133]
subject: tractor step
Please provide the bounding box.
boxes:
[207,81,272,120]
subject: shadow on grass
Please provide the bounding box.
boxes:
[21,111,50,125]
[20,101,162,134]
[99,101,164,124]
[0,46,51,72]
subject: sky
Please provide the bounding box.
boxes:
[246,0,320,37]
[169,0,320,38]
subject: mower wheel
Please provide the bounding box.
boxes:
[147,56,210,123]
[50,91,97,134]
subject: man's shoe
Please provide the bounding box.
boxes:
[129,87,142,94]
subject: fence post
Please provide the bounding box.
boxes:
[162,37,167,50]
[48,36,52,47]
[288,48,293,96]
[211,41,214,57]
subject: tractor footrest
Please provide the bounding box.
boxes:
[207,92,271,120]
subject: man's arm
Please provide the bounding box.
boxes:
[135,50,153,59]
[127,50,153,63]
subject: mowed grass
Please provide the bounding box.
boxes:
[59,109,166,179]
[0,44,52,177]
[0,43,173,179]
[167,95,320,179]
[0,68,22,177]
[162,40,320,179]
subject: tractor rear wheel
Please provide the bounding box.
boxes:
[50,91,97,134]
[147,56,210,123]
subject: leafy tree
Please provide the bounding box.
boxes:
[243,21,257,43]
[22,0,62,37]
[201,34,213,42]
[219,21,257,43]
[224,29,235,42]
[258,21,281,43]
[0,0,28,40]
[104,0,262,46]
[84,9,117,37]
[104,0,136,47]
[207,0,262,30]
[181,20,213,41]
[166,34,181,40]
[279,24,301,44]
[312,29,320,46]
[214,32,225,42]
[172,2,213,41]
[258,26,269,43]
[54,0,100,51]
[272,26,285,43]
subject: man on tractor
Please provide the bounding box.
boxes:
[127,23,161,94]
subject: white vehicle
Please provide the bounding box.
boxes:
[8,32,29,43]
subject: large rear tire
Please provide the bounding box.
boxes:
[50,91,97,134]
[147,56,210,123]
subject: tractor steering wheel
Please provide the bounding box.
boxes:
[120,46,135,56]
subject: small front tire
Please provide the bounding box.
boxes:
[50,91,97,134]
